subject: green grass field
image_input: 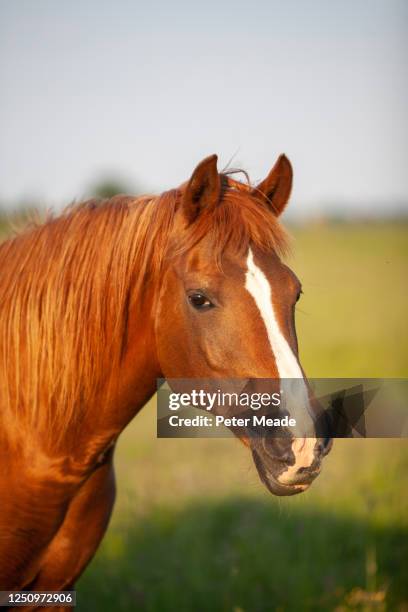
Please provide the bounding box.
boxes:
[2,216,407,610]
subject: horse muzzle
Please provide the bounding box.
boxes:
[251,435,332,496]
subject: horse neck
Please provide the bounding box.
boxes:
[102,290,162,431]
[59,288,162,473]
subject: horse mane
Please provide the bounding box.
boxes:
[0,174,289,443]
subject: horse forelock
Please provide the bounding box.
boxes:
[179,173,290,264]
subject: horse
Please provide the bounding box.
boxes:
[0,153,331,608]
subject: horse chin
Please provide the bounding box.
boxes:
[251,447,316,497]
[259,467,311,497]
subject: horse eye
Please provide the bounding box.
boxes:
[188,292,214,310]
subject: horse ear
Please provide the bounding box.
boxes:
[183,154,221,223]
[254,154,293,216]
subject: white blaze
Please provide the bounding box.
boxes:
[245,249,303,380]
[245,248,316,483]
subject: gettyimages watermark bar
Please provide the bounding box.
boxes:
[156,378,408,439]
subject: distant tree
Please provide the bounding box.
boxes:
[89,176,137,199]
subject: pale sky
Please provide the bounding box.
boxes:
[1,0,407,217]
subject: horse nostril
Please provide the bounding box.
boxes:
[320,436,332,456]
[315,437,332,456]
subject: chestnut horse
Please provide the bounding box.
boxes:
[0,154,330,607]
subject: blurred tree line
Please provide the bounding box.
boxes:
[0,174,139,238]
[88,176,137,199]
